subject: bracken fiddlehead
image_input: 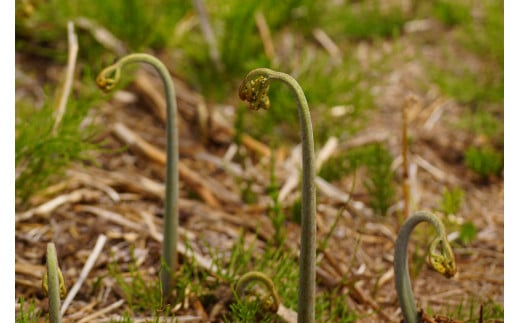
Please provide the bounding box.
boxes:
[238,75,270,111]
[394,211,457,323]
[97,53,179,300]
[239,68,316,323]
[235,271,280,314]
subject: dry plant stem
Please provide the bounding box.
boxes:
[44,243,63,323]
[16,188,101,222]
[235,271,280,313]
[239,68,316,323]
[75,17,127,55]
[52,21,78,135]
[96,53,179,299]
[192,0,222,71]
[254,11,275,60]
[402,97,410,219]
[76,299,125,323]
[394,211,457,323]
[61,234,107,315]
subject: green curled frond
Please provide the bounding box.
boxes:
[96,53,180,300]
[394,211,458,323]
[96,64,121,93]
[428,237,457,278]
[238,75,271,111]
[239,68,316,322]
[235,271,280,313]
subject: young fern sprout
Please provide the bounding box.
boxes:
[42,243,66,323]
[235,271,280,313]
[239,68,316,323]
[394,211,457,323]
[97,53,179,299]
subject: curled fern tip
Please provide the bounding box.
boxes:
[96,65,120,93]
[238,75,271,110]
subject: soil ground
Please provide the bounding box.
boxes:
[15,6,503,323]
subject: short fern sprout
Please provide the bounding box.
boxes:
[394,211,457,323]
[42,243,66,323]
[235,271,280,313]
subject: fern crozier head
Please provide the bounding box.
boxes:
[96,64,121,93]
[428,237,457,278]
[238,75,271,111]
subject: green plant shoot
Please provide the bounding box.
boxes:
[97,53,179,300]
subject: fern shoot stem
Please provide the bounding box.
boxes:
[239,68,316,323]
[43,243,64,323]
[394,211,457,323]
[97,53,179,300]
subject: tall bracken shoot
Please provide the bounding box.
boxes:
[239,68,317,323]
[96,53,179,300]
[394,211,457,323]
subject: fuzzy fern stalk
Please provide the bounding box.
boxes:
[394,211,457,323]
[42,243,66,323]
[239,68,316,323]
[235,271,280,313]
[97,53,179,299]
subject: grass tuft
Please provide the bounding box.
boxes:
[432,0,472,27]
[16,298,42,323]
[15,83,101,204]
[108,253,165,313]
[438,187,465,216]
[327,2,407,41]
[464,146,503,179]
